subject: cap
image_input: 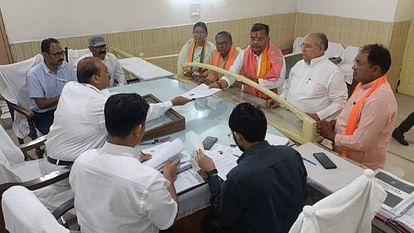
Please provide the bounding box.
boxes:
[88,36,106,47]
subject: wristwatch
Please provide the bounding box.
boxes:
[206,169,218,179]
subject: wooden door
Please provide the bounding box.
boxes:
[398,19,414,96]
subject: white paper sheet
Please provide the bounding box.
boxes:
[142,138,184,170]
[180,84,221,99]
[174,169,205,194]
[206,144,238,180]
[187,131,204,153]
[266,133,289,145]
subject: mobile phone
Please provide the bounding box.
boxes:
[202,136,218,150]
[313,152,337,169]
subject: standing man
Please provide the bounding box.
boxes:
[203,31,242,84]
[318,44,397,170]
[46,57,190,166]
[75,36,127,87]
[210,23,286,101]
[280,33,347,121]
[196,102,307,233]
[27,38,76,134]
[70,93,179,232]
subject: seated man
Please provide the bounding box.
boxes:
[75,36,126,87]
[201,31,241,84]
[27,38,76,134]
[210,23,286,101]
[70,93,179,232]
[280,32,347,121]
[318,44,397,170]
[46,57,190,166]
[196,102,307,233]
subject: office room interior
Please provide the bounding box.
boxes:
[0,0,414,232]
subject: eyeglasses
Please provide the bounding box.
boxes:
[48,51,65,57]
[193,31,207,35]
[353,60,373,67]
[300,43,319,50]
[93,45,107,49]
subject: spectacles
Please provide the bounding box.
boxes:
[300,43,319,50]
[48,51,65,57]
[353,60,372,67]
[193,31,207,35]
[93,45,107,49]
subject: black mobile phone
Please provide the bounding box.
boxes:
[313,152,337,169]
[202,136,218,150]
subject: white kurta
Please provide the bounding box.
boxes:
[281,55,347,120]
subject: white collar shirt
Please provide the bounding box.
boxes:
[45,81,172,161]
[69,142,177,233]
[280,55,347,120]
[75,52,127,87]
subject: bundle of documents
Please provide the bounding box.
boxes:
[375,170,414,232]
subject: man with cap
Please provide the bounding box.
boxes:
[75,36,127,87]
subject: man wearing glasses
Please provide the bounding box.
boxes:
[75,36,126,87]
[279,32,347,121]
[27,38,76,134]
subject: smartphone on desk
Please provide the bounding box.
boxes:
[202,136,218,150]
[313,152,337,169]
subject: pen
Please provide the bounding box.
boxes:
[140,136,170,145]
[302,157,317,166]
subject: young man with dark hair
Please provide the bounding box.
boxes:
[319,44,397,169]
[46,57,191,166]
[196,102,307,233]
[70,93,179,232]
[27,37,76,134]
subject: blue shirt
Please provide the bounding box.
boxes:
[27,60,76,113]
[207,141,308,233]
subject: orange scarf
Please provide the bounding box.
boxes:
[185,40,206,72]
[212,47,236,70]
[242,43,283,100]
[340,75,388,156]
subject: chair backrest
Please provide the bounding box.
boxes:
[289,169,386,233]
[67,49,90,67]
[0,125,25,183]
[325,42,344,59]
[343,45,361,64]
[2,186,70,233]
[292,37,304,54]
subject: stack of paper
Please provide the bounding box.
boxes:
[141,138,186,171]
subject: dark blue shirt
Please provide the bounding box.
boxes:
[207,141,307,233]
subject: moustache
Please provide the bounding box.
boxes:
[58,59,64,62]
[99,51,106,54]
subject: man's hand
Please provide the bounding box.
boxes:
[171,96,192,106]
[163,159,180,180]
[195,149,216,172]
[318,120,336,141]
[138,152,152,162]
[306,112,320,121]
[209,82,221,89]
[208,80,228,89]
[266,99,280,109]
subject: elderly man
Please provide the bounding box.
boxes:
[196,102,307,233]
[70,93,179,232]
[280,33,347,121]
[210,23,286,101]
[201,31,242,84]
[46,57,190,166]
[27,38,76,134]
[75,36,126,87]
[318,44,397,170]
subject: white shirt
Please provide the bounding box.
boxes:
[69,142,177,233]
[220,48,286,91]
[75,52,127,87]
[45,81,173,161]
[280,55,347,120]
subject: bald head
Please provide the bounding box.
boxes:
[302,33,328,63]
[77,57,110,90]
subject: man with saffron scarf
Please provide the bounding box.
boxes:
[318,44,397,170]
[203,31,242,85]
[210,23,286,101]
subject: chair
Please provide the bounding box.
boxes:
[66,49,90,67]
[325,42,345,64]
[292,37,305,54]
[0,124,73,223]
[2,186,77,233]
[0,54,43,143]
[288,169,386,233]
[339,45,360,85]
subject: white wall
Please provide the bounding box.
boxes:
[394,0,414,21]
[296,0,398,22]
[0,0,297,43]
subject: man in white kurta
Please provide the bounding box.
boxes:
[280,33,347,120]
[46,57,190,164]
[75,36,127,87]
[69,93,178,233]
